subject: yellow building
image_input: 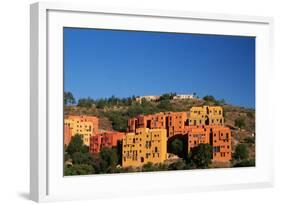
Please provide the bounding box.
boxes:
[122,128,167,167]
[188,106,224,126]
[64,115,99,146]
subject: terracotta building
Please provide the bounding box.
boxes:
[122,128,167,167]
[187,106,224,126]
[64,124,72,146]
[135,95,160,103]
[166,112,187,138]
[64,115,99,146]
[184,125,231,162]
[184,125,210,152]
[90,131,125,154]
[210,126,232,161]
[127,112,187,138]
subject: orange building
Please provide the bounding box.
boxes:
[183,125,231,162]
[210,126,231,161]
[64,115,99,146]
[127,112,187,138]
[184,125,210,152]
[64,124,72,146]
[128,112,166,132]
[166,112,187,138]
[90,131,125,154]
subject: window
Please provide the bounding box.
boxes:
[155,147,158,152]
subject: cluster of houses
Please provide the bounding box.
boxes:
[64,105,231,168]
[135,93,196,103]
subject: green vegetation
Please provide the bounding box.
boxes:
[233,144,249,161]
[244,136,255,144]
[64,91,76,105]
[64,92,256,174]
[235,116,246,129]
[168,159,188,170]
[168,138,186,159]
[159,92,176,101]
[77,97,95,109]
[66,134,89,155]
[188,144,213,169]
[64,135,120,175]
[64,134,94,175]
[233,159,255,167]
[203,95,225,106]
[64,164,94,175]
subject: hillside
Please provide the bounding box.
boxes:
[64,96,256,164]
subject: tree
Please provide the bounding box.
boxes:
[77,97,94,108]
[72,152,93,164]
[99,148,118,173]
[107,112,128,132]
[95,98,107,109]
[142,162,157,172]
[168,159,187,170]
[233,144,249,161]
[169,138,184,158]
[203,95,216,102]
[188,144,212,168]
[158,99,173,111]
[244,137,255,144]
[160,93,172,101]
[64,164,94,176]
[66,134,88,156]
[235,117,246,129]
[233,159,255,167]
[64,91,76,105]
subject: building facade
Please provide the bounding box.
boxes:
[64,115,99,146]
[90,131,125,154]
[122,128,167,167]
[135,95,160,103]
[127,112,187,138]
[188,106,224,126]
[64,124,72,146]
[210,126,232,161]
[173,94,195,100]
[184,125,210,152]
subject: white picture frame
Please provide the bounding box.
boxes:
[30,2,274,202]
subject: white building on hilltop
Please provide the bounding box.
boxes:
[135,95,160,103]
[173,94,195,100]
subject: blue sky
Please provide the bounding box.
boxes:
[64,28,255,108]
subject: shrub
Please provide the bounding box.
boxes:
[233,144,249,161]
[188,144,212,169]
[235,117,246,129]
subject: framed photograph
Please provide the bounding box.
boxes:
[30,2,274,202]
